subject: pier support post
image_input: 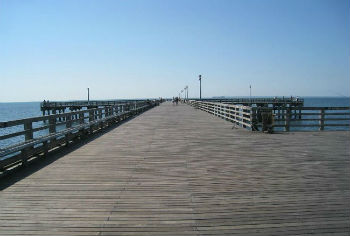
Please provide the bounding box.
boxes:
[261,109,273,133]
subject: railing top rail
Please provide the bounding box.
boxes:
[40,99,153,107]
[191,97,304,103]
[2,100,159,128]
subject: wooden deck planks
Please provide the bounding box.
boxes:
[0,102,349,235]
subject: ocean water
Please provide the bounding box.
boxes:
[0,97,349,149]
[303,97,349,107]
[0,102,46,150]
[0,102,42,122]
[277,97,350,132]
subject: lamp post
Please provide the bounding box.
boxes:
[87,88,90,104]
[183,87,186,102]
[249,85,252,104]
[187,86,189,100]
[199,75,202,100]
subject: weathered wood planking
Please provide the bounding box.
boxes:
[0,102,349,235]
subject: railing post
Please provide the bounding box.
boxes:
[21,120,34,165]
[319,109,325,131]
[99,108,104,128]
[66,114,72,128]
[79,112,84,124]
[48,116,57,148]
[250,107,256,131]
[98,109,103,125]
[24,121,33,141]
[228,106,232,122]
[65,114,72,145]
[89,110,94,133]
[49,117,56,134]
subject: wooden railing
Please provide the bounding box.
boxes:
[271,107,350,131]
[188,100,350,133]
[188,100,253,129]
[191,97,304,105]
[0,100,159,174]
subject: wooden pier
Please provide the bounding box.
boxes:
[0,102,349,235]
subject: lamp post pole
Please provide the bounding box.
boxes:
[87,88,90,104]
[186,86,188,100]
[249,85,252,104]
[199,75,202,100]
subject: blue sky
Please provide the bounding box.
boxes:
[0,0,349,101]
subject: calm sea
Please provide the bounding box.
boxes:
[0,97,349,149]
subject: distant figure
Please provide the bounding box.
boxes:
[175,97,179,105]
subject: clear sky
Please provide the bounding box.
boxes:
[0,0,349,102]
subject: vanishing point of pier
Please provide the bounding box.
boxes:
[0,101,349,235]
